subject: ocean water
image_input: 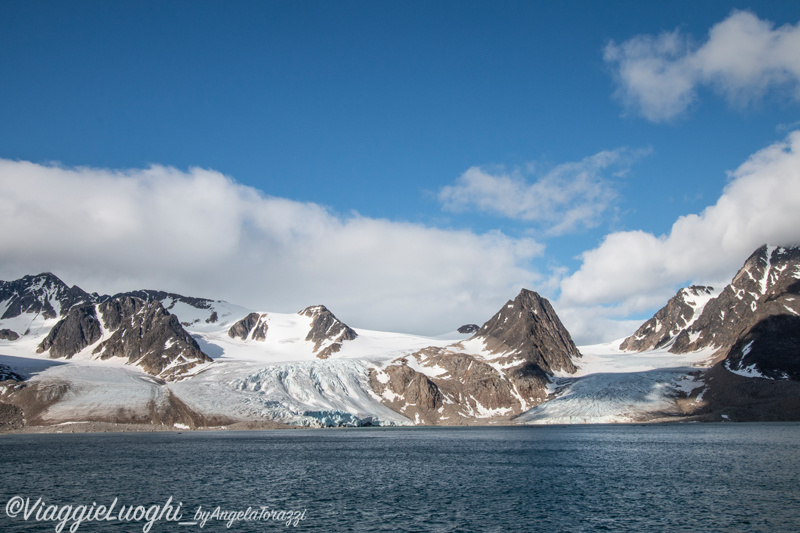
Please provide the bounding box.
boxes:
[1,424,799,532]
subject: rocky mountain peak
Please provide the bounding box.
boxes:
[0,272,93,320]
[228,312,268,341]
[92,297,211,379]
[729,245,800,298]
[471,289,580,374]
[669,244,800,355]
[34,294,211,380]
[619,285,718,352]
[621,244,800,383]
[298,305,358,358]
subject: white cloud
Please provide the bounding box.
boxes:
[0,159,544,335]
[605,10,800,121]
[557,130,800,341]
[438,149,643,235]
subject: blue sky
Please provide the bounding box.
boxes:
[2,1,800,342]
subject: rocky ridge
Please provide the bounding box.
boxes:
[299,305,358,358]
[35,295,211,380]
[370,289,579,424]
[619,286,718,352]
[228,312,269,341]
[0,273,93,321]
[108,289,224,327]
[621,245,800,381]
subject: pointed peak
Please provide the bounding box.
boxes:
[299,304,328,315]
[509,288,549,309]
[19,272,67,286]
[471,289,579,375]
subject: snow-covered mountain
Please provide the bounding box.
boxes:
[619,285,719,352]
[609,244,800,422]
[0,272,94,321]
[370,289,581,424]
[620,245,800,379]
[1,245,799,431]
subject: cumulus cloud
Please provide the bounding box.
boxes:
[558,130,800,331]
[438,149,643,235]
[0,159,544,335]
[605,10,800,121]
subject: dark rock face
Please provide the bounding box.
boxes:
[228,312,268,341]
[92,298,211,379]
[36,304,102,358]
[470,289,580,374]
[726,314,800,380]
[299,305,357,358]
[370,362,443,424]
[371,289,574,424]
[370,346,550,425]
[106,289,218,325]
[98,296,144,331]
[620,286,716,352]
[0,329,19,341]
[36,295,211,380]
[0,273,93,319]
[457,324,479,334]
[670,246,800,355]
[0,400,24,431]
[107,289,214,310]
[623,245,800,385]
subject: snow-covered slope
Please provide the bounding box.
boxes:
[171,359,411,427]
[517,341,712,424]
[0,273,468,427]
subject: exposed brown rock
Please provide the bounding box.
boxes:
[0,400,24,431]
[670,245,800,355]
[0,273,93,320]
[0,378,235,430]
[92,298,211,380]
[470,289,580,374]
[371,346,550,425]
[228,312,268,341]
[36,304,102,358]
[299,305,357,357]
[0,329,19,341]
[619,286,716,352]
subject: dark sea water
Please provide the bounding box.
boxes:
[1,424,799,532]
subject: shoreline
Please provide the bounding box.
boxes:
[4,415,792,435]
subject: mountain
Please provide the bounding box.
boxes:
[670,245,800,357]
[619,286,719,352]
[471,289,580,374]
[106,289,237,328]
[369,289,580,424]
[616,244,800,421]
[622,245,800,379]
[36,295,212,380]
[0,273,93,322]
[299,305,358,358]
[3,248,799,432]
[228,312,269,341]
